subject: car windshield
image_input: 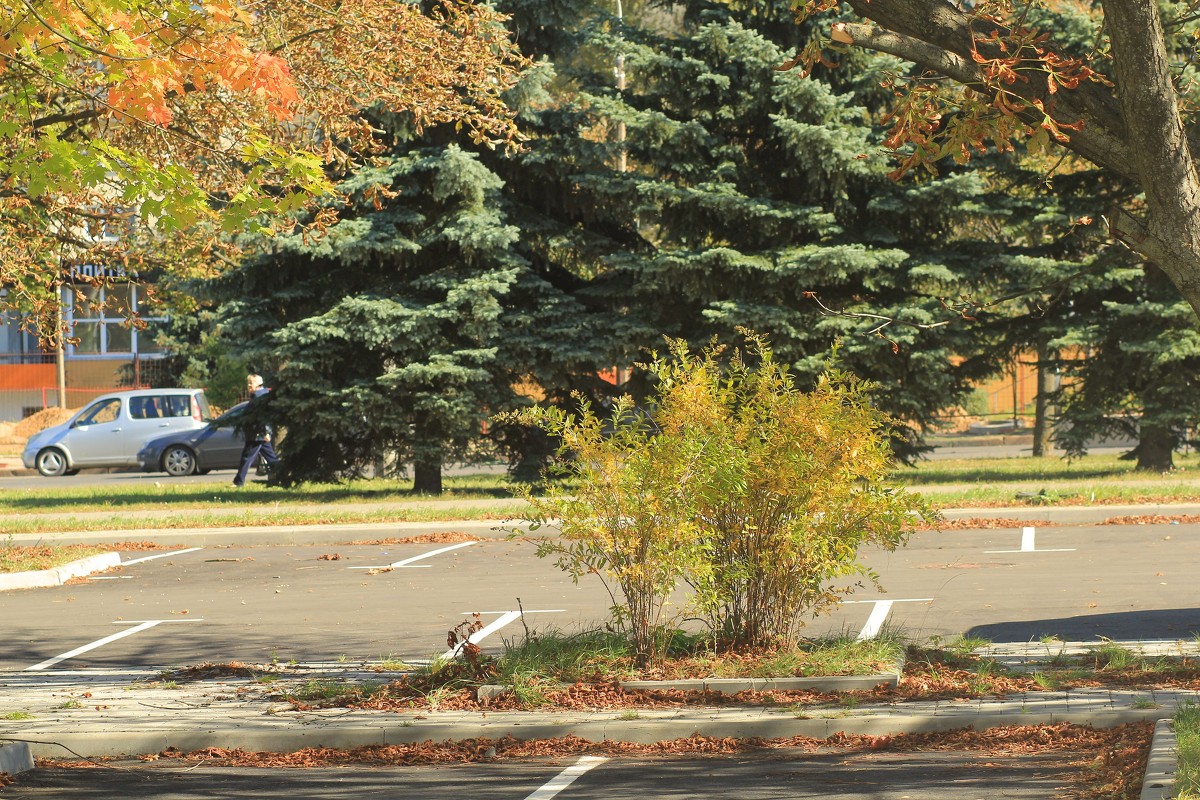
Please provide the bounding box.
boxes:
[194,393,213,422]
[75,398,121,426]
[213,403,248,426]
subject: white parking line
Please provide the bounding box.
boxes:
[843,598,934,640]
[442,609,564,661]
[857,600,893,641]
[25,619,204,671]
[985,526,1075,554]
[349,541,477,570]
[524,756,608,800]
[121,547,205,566]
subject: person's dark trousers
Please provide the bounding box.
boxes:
[233,440,280,486]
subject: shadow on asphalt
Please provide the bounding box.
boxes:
[0,481,522,511]
[968,608,1200,642]
[10,749,1091,799]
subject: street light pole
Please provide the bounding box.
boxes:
[614,0,626,175]
[613,0,627,389]
[55,282,66,408]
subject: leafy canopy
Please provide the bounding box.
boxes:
[789,0,1200,319]
[0,0,528,334]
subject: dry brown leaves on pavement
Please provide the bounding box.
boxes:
[920,518,1054,529]
[158,662,280,682]
[1102,514,1200,525]
[39,723,1153,799]
[342,532,478,545]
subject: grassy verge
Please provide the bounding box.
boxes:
[892,452,1200,485]
[270,629,907,710]
[892,451,1200,507]
[0,503,529,536]
[0,474,518,514]
[493,628,903,684]
[1177,702,1200,799]
[253,634,1200,715]
[7,452,1200,535]
[1,541,114,572]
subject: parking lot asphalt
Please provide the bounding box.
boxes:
[2,502,1194,798]
[0,646,1185,799]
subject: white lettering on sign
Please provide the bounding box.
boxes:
[68,264,127,281]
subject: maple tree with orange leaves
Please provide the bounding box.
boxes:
[0,0,528,338]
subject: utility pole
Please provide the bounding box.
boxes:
[613,0,627,390]
[55,282,66,408]
[614,0,626,174]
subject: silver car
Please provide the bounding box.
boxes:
[22,389,212,477]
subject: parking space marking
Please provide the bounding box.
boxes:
[443,609,564,661]
[122,547,205,566]
[524,756,607,800]
[24,619,204,671]
[349,541,477,570]
[985,526,1076,554]
[843,598,933,640]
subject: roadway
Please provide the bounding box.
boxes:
[3,521,1197,671]
[2,450,1187,799]
[10,749,1086,799]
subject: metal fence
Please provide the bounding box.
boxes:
[0,354,175,422]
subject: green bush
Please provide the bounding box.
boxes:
[504,385,713,666]
[686,337,930,648]
[504,334,932,664]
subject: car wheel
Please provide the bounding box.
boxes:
[162,445,198,477]
[36,448,69,477]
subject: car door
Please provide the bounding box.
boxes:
[61,398,125,466]
[200,403,249,469]
[125,394,186,463]
[158,393,203,431]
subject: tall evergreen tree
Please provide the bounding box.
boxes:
[491,0,1010,457]
[212,141,595,490]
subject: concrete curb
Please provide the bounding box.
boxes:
[475,666,902,704]
[14,503,1200,550]
[0,741,33,776]
[1141,719,1178,800]
[618,672,900,693]
[0,552,121,592]
[2,706,1175,759]
[3,520,521,548]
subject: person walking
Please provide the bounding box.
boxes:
[233,373,280,487]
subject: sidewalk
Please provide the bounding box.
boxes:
[1,650,1193,759]
[7,501,1200,549]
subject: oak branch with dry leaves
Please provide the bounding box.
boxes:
[791,0,1200,320]
[0,0,528,337]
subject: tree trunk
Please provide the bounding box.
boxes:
[1130,423,1175,472]
[1031,345,1055,457]
[829,0,1200,319]
[413,459,443,495]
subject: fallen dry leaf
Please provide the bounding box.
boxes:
[344,532,476,545]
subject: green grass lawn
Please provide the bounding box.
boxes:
[1177,702,1200,799]
[5,452,1200,537]
[0,542,112,572]
[0,473,516,512]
